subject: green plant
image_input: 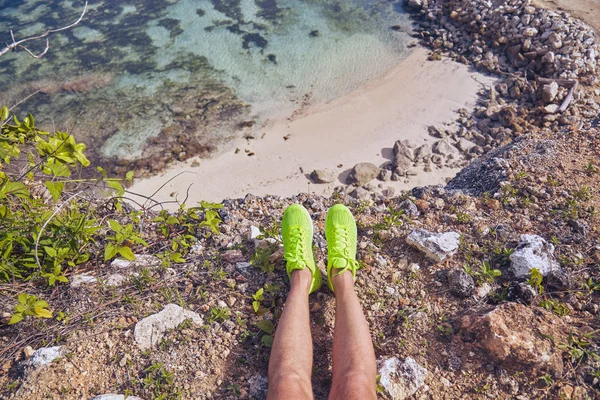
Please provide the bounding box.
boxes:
[250,246,276,273]
[208,306,229,323]
[539,373,554,386]
[464,261,501,284]
[104,219,148,261]
[252,288,264,314]
[584,162,598,175]
[558,331,599,366]
[196,201,223,235]
[455,211,471,224]
[527,268,544,294]
[582,278,600,293]
[9,293,52,324]
[539,299,569,316]
[139,362,181,400]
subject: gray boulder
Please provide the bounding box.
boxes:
[456,138,476,153]
[134,304,203,350]
[406,229,461,263]
[310,169,336,184]
[414,144,432,161]
[399,199,420,218]
[378,357,427,400]
[433,139,460,158]
[348,163,380,185]
[509,235,561,279]
[448,269,475,298]
[394,140,414,162]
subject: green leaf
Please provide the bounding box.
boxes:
[252,288,264,301]
[34,307,53,318]
[0,181,30,199]
[170,252,186,263]
[108,219,123,232]
[126,170,134,182]
[33,300,49,308]
[118,246,135,261]
[261,335,274,347]
[104,243,118,261]
[256,319,274,334]
[107,180,125,196]
[8,313,23,325]
[44,246,57,257]
[252,301,260,313]
[44,181,65,202]
[17,293,28,305]
[1,106,8,122]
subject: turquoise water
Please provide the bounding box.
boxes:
[0,0,412,170]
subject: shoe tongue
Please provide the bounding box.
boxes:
[332,257,348,269]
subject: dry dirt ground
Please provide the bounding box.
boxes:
[533,0,600,32]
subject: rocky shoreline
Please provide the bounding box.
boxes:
[317,0,598,202]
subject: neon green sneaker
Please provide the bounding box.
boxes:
[281,204,321,294]
[325,204,359,291]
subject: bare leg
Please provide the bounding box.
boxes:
[329,272,377,400]
[267,268,314,400]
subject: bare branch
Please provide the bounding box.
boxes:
[0,1,88,58]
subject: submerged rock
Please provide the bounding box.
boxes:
[406,229,461,263]
[378,357,427,400]
[509,234,561,279]
[134,304,203,350]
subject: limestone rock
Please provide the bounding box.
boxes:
[509,235,561,279]
[433,139,460,158]
[350,187,371,201]
[406,229,461,263]
[310,169,336,184]
[379,169,392,182]
[105,273,127,287]
[447,269,475,298]
[542,82,559,103]
[459,303,567,374]
[70,274,97,288]
[456,138,476,153]
[28,346,63,368]
[378,357,427,400]
[394,140,414,162]
[414,144,432,161]
[348,163,380,185]
[134,304,203,350]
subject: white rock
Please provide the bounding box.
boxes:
[249,226,261,240]
[134,304,203,350]
[378,357,427,400]
[456,138,476,153]
[70,274,97,288]
[509,235,561,279]
[236,262,252,273]
[105,274,127,287]
[406,229,461,263]
[89,396,145,400]
[543,104,560,114]
[409,263,421,273]
[523,27,538,37]
[111,258,132,269]
[27,346,63,368]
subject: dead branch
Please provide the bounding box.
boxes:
[559,81,578,112]
[0,1,88,59]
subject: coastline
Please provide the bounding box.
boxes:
[131,47,495,205]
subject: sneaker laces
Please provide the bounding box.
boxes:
[330,226,358,276]
[284,226,307,269]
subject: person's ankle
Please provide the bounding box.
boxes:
[290,267,312,295]
[331,269,354,293]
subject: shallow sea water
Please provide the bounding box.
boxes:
[0,0,412,165]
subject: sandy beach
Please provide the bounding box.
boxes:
[131,47,495,205]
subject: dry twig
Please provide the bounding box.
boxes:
[0,1,88,59]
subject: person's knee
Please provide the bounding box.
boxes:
[330,371,376,400]
[268,370,313,400]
